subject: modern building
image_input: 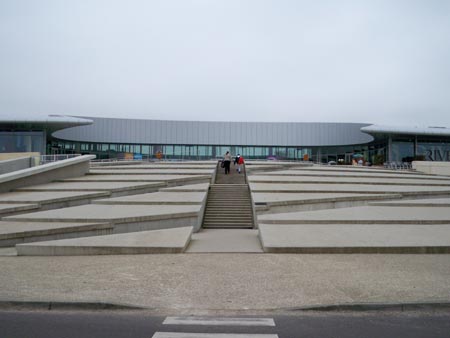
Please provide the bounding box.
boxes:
[1,115,450,164]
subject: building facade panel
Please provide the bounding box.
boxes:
[53,117,374,147]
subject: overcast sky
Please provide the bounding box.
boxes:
[1,0,450,126]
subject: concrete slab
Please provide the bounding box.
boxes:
[248,175,450,186]
[93,191,207,205]
[15,181,167,197]
[0,190,110,206]
[63,174,212,185]
[257,206,450,224]
[5,204,202,224]
[160,183,210,192]
[16,226,194,255]
[0,247,17,256]
[0,203,40,216]
[249,182,450,196]
[253,192,400,205]
[294,165,416,174]
[91,164,216,170]
[254,170,449,180]
[186,229,263,253]
[89,169,215,175]
[252,192,401,214]
[0,221,113,247]
[370,198,450,207]
[259,223,450,253]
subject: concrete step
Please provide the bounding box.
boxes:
[203,224,254,229]
[259,223,450,253]
[186,229,263,253]
[202,182,253,229]
[16,226,194,256]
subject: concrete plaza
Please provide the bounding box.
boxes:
[0,159,450,312]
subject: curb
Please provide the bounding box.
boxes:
[287,302,450,312]
[0,301,145,311]
[2,300,450,313]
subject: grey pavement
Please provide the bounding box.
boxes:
[186,229,263,253]
[1,254,449,313]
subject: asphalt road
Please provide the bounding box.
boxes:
[1,309,450,338]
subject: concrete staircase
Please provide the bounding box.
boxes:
[202,162,254,229]
[202,184,254,229]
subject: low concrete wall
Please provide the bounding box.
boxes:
[0,152,40,161]
[0,155,96,193]
[412,161,450,176]
[0,157,33,174]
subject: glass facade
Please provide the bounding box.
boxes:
[0,131,45,153]
[49,138,372,163]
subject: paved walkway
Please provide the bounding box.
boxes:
[1,254,449,313]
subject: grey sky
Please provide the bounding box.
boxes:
[1,0,450,126]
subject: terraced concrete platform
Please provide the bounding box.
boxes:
[0,203,39,216]
[253,192,401,214]
[89,169,215,175]
[249,182,450,196]
[0,221,112,247]
[0,190,110,210]
[93,191,207,205]
[259,223,450,253]
[160,183,210,192]
[63,174,211,186]
[16,226,194,255]
[15,181,166,197]
[254,169,449,180]
[248,175,450,186]
[257,206,450,224]
[5,204,202,227]
[370,197,450,207]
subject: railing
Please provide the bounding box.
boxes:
[40,154,82,164]
[383,162,412,170]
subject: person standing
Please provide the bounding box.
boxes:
[234,154,241,171]
[223,151,231,174]
[237,155,244,173]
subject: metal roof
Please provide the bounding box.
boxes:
[361,125,450,137]
[0,114,93,133]
[53,116,374,146]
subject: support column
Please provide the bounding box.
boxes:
[388,135,392,163]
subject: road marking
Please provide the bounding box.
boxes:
[163,317,275,327]
[153,333,279,338]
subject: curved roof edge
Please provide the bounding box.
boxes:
[0,114,93,133]
[361,124,450,137]
[0,114,93,126]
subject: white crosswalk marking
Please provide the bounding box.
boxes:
[152,334,279,338]
[163,317,276,327]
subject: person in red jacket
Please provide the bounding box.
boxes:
[237,155,244,173]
